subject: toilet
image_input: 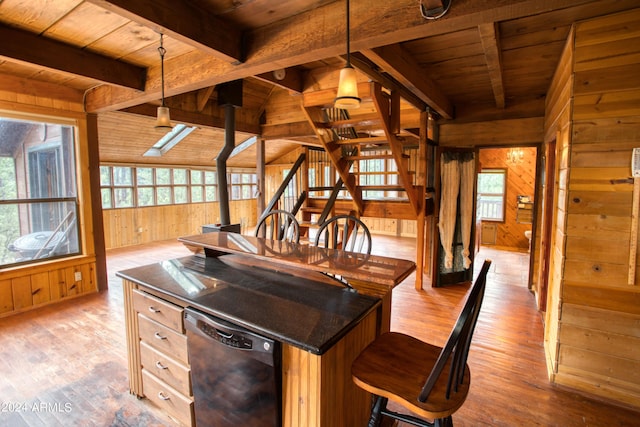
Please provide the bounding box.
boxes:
[524,230,532,252]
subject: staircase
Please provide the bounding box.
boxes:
[301,81,425,219]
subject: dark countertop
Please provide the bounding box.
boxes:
[117,254,381,355]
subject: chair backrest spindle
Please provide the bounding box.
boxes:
[418,260,491,402]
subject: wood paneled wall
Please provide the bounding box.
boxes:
[102,200,258,249]
[544,9,640,409]
[479,147,536,251]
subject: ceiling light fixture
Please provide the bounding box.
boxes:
[155,33,172,129]
[334,0,360,109]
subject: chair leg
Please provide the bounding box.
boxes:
[368,396,387,427]
[435,416,453,427]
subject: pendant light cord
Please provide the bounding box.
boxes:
[158,34,167,107]
[345,0,351,68]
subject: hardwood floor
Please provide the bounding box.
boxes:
[0,236,638,426]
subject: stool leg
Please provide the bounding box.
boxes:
[368,396,387,427]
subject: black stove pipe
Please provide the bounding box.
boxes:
[216,103,235,226]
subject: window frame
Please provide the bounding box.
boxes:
[477,168,507,222]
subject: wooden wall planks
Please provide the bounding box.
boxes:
[102,200,258,249]
[542,8,640,409]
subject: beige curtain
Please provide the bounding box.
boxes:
[460,154,475,269]
[438,153,460,269]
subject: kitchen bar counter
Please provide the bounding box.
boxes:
[120,233,416,426]
[117,254,380,355]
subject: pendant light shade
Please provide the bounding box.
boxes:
[155,33,173,129]
[334,0,360,109]
[155,106,172,129]
[335,65,360,109]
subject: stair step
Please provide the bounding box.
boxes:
[334,136,387,145]
[308,186,340,192]
[345,154,409,161]
[358,185,408,191]
[314,113,382,129]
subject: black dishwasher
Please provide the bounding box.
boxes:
[184,307,281,427]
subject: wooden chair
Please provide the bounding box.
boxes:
[254,209,300,243]
[313,214,372,254]
[351,259,492,427]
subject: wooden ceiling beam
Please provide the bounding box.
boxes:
[120,104,261,135]
[349,53,427,112]
[85,0,243,63]
[361,44,453,119]
[478,23,505,109]
[0,74,84,104]
[0,23,145,91]
[196,86,215,112]
[254,68,304,94]
[84,0,594,113]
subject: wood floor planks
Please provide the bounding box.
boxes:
[0,237,637,426]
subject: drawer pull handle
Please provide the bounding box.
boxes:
[148,306,161,313]
[158,391,170,401]
[156,361,168,370]
[154,332,167,340]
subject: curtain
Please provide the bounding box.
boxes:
[459,153,475,269]
[438,152,460,269]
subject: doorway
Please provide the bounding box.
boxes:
[476,146,538,286]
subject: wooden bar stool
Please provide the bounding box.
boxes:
[351,260,492,427]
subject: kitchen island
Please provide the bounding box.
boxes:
[119,232,415,426]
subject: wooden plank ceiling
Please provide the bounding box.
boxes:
[1,0,639,168]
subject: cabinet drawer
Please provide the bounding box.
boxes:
[140,341,191,397]
[138,314,189,364]
[142,369,194,427]
[133,289,183,332]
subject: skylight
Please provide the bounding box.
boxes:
[143,124,197,157]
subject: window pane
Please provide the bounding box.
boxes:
[205,186,217,201]
[0,203,19,264]
[231,173,240,184]
[114,188,133,208]
[156,168,170,185]
[242,185,251,199]
[173,169,187,185]
[205,171,217,184]
[113,167,132,186]
[137,167,153,186]
[174,186,187,204]
[0,118,81,267]
[101,188,112,209]
[137,187,154,206]
[478,170,506,221]
[241,173,251,184]
[191,186,203,202]
[231,185,241,200]
[156,187,171,205]
[191,170,203,185]
[100,166,111,186]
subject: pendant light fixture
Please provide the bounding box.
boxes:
[334,0,360,109]
[155,33,172,129]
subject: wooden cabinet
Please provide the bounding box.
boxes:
[128,287,194,427]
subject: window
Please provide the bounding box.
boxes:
[230,172,257,201]
[477,169,506,221]
[99,166,258,207]
[0,116,80,267]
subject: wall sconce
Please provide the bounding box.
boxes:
[334,0,360,109]
[507,147,524,164]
